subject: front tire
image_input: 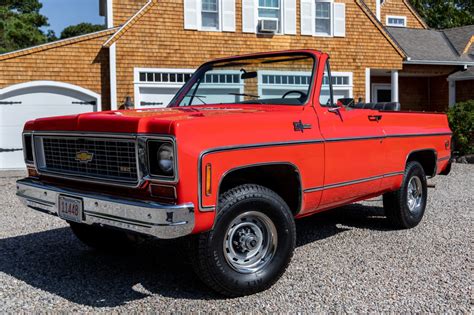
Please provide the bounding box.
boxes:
[383,161,428,229]
[192,184,296,297]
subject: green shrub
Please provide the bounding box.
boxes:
[447,100,473,156]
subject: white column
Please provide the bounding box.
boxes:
[107,0,114,28]
[365,68,371,102]
[391,70,399,102]
[448,80,456,107]
[109,43,118,110]
[375,0,381,21]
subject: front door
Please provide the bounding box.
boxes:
[372,84,391,102]
[315,60,386,208]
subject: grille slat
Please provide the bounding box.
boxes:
[40,136,138,184]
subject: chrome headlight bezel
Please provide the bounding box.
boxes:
[146,138,177,181]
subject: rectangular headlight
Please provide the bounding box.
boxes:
[147,140,176,179]
[23,134,34,164]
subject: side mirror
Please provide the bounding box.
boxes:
[240,69,257,80]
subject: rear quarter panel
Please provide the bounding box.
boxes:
[380,111,451,189]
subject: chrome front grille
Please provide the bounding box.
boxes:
[38,136,138,184]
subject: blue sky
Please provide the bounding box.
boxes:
[40,0,105,35]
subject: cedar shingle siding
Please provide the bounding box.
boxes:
[0,32,112,109]
[114,0,403,104]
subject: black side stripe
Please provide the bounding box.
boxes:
[304,171,404,193]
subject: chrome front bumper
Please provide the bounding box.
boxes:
[16,178,195,239]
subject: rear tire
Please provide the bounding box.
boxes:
[191,184,296,297]
[69,222,135,252]
[383,161,427,229]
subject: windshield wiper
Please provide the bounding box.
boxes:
[228,92,260,99]
[184,94,207,105]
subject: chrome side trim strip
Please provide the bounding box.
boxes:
[303,171,404,193]
[198,139,324,212]
[437,156,451,162]
[386,132,452,138]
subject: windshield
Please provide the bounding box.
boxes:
[170,53,315,107]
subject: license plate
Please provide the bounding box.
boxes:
[58,195,83,223]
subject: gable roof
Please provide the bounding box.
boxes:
[354,0,405,57]
[103,0,405,58]
[401,0,428,29]
[103,0,156,47]
[387,26,474,65]
[442,25,474,55]
[0,28,117,61]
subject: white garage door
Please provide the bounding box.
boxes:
[134,68,244,108]
[259,71,353,103]
[0,81,100,169]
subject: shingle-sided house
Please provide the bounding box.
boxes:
[0,0,473,169]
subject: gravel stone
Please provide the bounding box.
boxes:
[0,165,471,312]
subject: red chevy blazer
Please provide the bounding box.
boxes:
[16,50,452,296]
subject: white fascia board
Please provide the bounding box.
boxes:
[404,60,474,66]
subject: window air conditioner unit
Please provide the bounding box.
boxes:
[259,18,279,33]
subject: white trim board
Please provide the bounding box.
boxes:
[0,80,102,110]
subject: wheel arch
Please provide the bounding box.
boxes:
[406,148,437,177]
[217,162,303,216]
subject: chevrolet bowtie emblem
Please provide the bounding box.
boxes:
[75,151,94,163]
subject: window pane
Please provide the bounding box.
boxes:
[202,0,218,12]
[319,61,333,106]
[259,0,279,8]
[202,12,219,28]
[315,2,330,18]
[315,19,330,34]
[315,2,331,35]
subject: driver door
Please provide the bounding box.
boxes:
[315,59,386,208]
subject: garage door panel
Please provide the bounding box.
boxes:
[0,83,99,169]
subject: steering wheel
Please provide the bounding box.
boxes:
[282,90,307,100]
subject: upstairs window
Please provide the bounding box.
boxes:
[301,0,345,37]
[258,0,282,33]
[315,1,331,36]
[184,0,235,32]
[202,0,220,29]
[386,15,407,27]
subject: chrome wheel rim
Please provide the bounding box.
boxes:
[407,176,423,213]
[223,211,277,274]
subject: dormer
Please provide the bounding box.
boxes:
[367,0,427,29]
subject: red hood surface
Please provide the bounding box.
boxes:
[25,105,294,134]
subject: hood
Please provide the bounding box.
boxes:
[25,105,297,134]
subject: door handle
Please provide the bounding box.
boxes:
[368,115,382,121]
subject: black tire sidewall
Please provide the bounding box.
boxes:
[207,194,295,294]
[400,162,428,227]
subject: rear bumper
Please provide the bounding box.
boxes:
[16,178,195,239]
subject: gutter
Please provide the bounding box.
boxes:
[404,60,474,66]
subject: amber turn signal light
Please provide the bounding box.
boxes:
[205,163,212,196]
[27,166,38,178]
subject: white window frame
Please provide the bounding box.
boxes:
[257,0,284,35]
[257,70,353,98]
[314,0,333,37]
[386,15,407,27]
[133,68,195,108]
[200,0,222,31]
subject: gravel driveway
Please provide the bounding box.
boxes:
[0,164,471,312]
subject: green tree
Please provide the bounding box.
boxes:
[59,22,105,39]
[0,0,52,53]
[409,0,474,29]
